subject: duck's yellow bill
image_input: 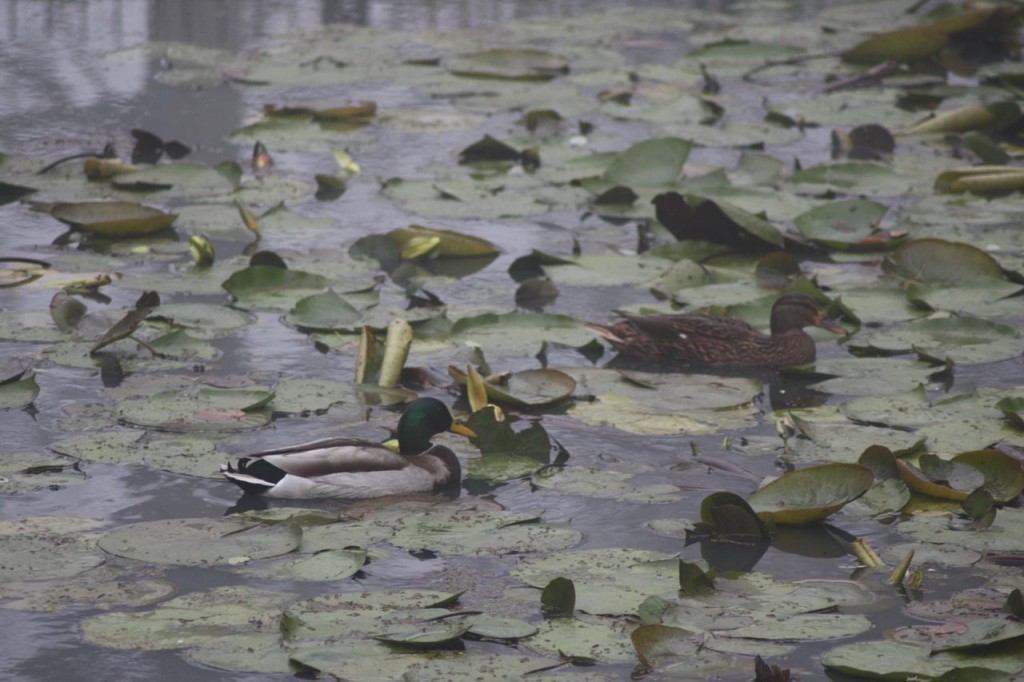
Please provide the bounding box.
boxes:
[450,421,477,438]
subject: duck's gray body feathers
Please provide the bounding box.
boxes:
[221,438,461,499]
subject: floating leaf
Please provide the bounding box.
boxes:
[450,312,593,354]
[447,48,569,81]
[449,366,576,408]
[883,238,1005,282]
[81,586,294,651]
[653,192,784,248]
[842,26,948,64]
[222,265,330,310]
[793,199,902,251]
[387,224,500,258]
[951,450,1024,504]
[0,370,40,409]
[116,385,274,431]
[0,451,86,495]
[748,463,874,525]
[935,166,1024,196]
[602,137,692,187]
[541,577,576,616]
[50,201,177,237]
[0,518,105,581]
[904,102,1020,136]
[286,288,361,331]
[458,135,521,164]
[98,517,301,566]
[111,160,241,195]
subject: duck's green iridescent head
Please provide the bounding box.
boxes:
[396,397,476,454]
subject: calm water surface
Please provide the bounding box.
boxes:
[0,1,1004,681]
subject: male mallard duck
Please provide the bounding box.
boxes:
[587,292,845,368]
[221,398,475,499]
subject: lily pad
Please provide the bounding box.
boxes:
[532,466,683,504]
[50,201,177,237]
[848,314,1021,365]
[602,137,693,187]
[450,312,593,354]
[447,48,569,81]
[388,506,581,556]
[285,288,362,331]
[0,518,105,581]
[387,224,501,258]
[116,386,274,431]
[567,368,760,436]
[793,199,899,251]
[0,370,39,409]
[97,517,301,566]
[222,265,331,310]
[233,548,367,581]
[81,585,294,650]
[449,367,576,408]
[0,451,86,494]
[883,238,1006,282]
[747,463,874,525]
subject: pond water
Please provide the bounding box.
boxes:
[2,1,1024,681]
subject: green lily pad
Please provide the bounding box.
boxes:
[883,238,1006,282]
[601,137,693,187]
[111,160,241,196]
[50,201,177,237]
[450,312,593,355]
[388,507,581,556]
[0,370,39,409]
[906,281,1024,318]
[447,48,569,81]
[222,265,331,310]
[748,463,874,525]
[233,548,367,581]
[81,585,294,650]
[790,161,910,195]
[0,518,105,581]
[525,615,637,663]
[285,288,362,331]
[848,315,1021,365]
[532,466,683,504]
[47,429,227,478]
[153,302,254,333]
[450,367,576,407]
[388,224,501,258]
[116,386,274,431]
[951,450,1024,504]
[567,368,760,436]
[0,564,176,612]
[0,451,85,494]
[97,517,301,566]
[793,199,898,251]
[404,653,584,682]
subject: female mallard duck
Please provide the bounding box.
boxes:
[587,292,845,368]
[221,398,475,499]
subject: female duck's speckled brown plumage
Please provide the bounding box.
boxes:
[587,293,846,368]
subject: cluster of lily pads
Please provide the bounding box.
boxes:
[3,0,1024,679]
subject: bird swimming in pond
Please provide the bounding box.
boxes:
[586,292,846,368]
[221,397,475,499]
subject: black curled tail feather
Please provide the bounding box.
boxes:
[222,458,287,495]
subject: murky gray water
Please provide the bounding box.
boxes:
[1,1,1017,680]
